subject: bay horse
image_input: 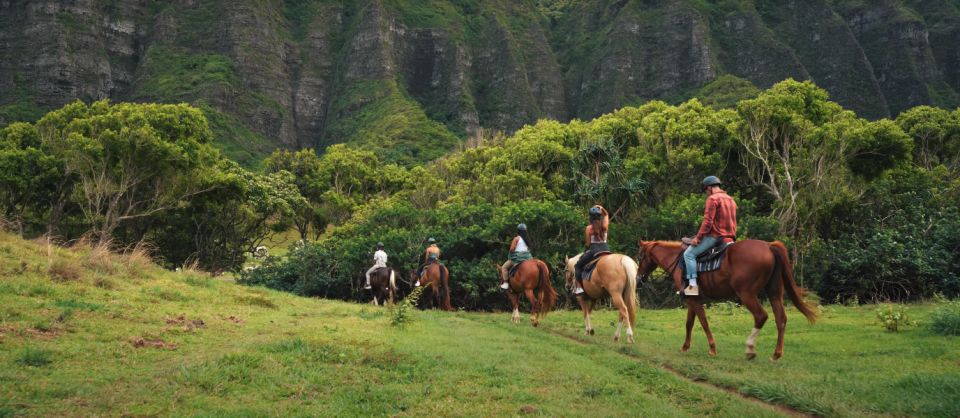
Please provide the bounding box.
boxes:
[501,259,557,327]
[410,263,453,311]
[366,267,399,306]
[637,239,818,360]
[563,253,639,343]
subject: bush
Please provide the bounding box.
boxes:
[391,284,426,326]
[929,301,960,336]
[808,168,960,303]
[876,304,914,332]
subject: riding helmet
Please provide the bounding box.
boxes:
[702,175,722,190]
[376,242,384,248]
[517,223,527,231]
[427,238,436,244]
[588,206,603,220]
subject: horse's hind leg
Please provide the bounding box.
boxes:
[508,292,520,324]
[740,294,769,360]
[692,300,717,356]
[769,294,787,361]
[610,292,630,343]
[681,302,696,352]
[524,289,539,327]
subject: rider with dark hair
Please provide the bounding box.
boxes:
[683,176,737,296]
[499,223,533,290]
[364,242,388,290]
[573,205,609,295]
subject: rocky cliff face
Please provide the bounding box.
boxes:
[1,0,958,163]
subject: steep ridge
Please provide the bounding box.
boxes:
[1,0,958,163]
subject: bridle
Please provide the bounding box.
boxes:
[638,243,683,282]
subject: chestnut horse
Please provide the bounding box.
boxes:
[563,253,639,343]
[637,240,817,360]
[366,267,398,306]
[411,263,453,311]
[502,259,557,327]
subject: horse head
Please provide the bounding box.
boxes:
[636,240,660,281]
[562,255,578,292]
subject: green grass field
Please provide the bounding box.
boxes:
[0,231,957,417]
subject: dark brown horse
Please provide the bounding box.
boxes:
[501,259,557,327]
[366,267,399,306]
[411,263,453,311]
[637,240,817,360]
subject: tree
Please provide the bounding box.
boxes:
[38,100,220,244]
[896,106,960,174]
[264,148,326,240]
[735,80,911,239]
[153,160,307,271]
[0,122,71,234]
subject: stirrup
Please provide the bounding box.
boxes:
[683,285,699,296]
[414,281,420,287]
[573,287,585,295]
[499,282,509,290]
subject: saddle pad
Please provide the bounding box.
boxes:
[681,243,732,274]
[582,252,612,281]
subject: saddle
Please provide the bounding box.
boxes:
[580,251,612,282]
[507,260,528,279]
[680,237,733,273]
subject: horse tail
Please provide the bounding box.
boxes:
[440,265,453,311]
[535,260,557,318]
[621,255,639,327]
[389,269,397,303]
[771,241,817,324]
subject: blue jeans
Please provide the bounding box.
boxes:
[683,236,720,283]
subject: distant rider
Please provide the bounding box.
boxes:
[416,238,441,285]
[364,242,388,290]
[573,205,609,295]
[499,223,533,290]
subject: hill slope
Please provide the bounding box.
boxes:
[1,231,958,416]
[2,0,959,163]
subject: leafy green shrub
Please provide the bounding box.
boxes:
[808,167,960,303]
[876,304,914,332]
[391,284,426,326]
[929,301,960,336]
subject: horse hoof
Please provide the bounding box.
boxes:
[680,346,689,353]
[746,352,757,360]
[771,353,782,361]
[589,329,595,336]
[708,349,717,357]
[627,337,634,344]
[613,336,619,342]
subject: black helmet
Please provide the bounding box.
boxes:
[427,238,436,244]
[517,223,527,231]
[376,242,384,248]
[588,206,603,220]
[702,175,722,190]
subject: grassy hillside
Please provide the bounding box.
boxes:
[0,231,957,416]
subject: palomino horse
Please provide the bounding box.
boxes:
[411,263,453,311]
[367,267,399,306]
[637,240,817,360]
[563,253,639,343]
[502,259,557,327]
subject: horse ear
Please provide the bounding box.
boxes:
[564,256,569,263]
